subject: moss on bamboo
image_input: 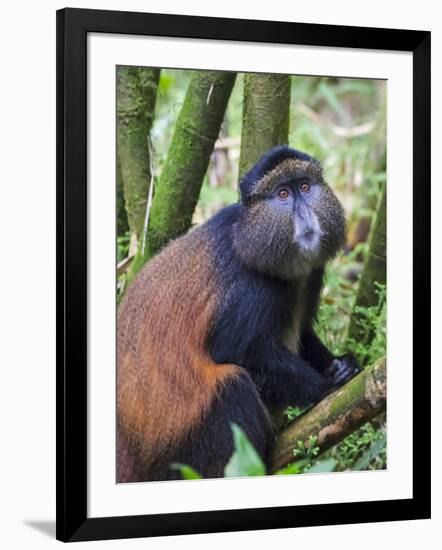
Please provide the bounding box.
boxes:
[239,73,291,179]
[144,70,236,260]
[117,66,160,242]
[271,357,386,472]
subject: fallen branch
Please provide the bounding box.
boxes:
[296,102,376,138]
[270,357,386,472]
[117,255,134,277]
[214,136,240,150]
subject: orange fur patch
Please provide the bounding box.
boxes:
[117,227,239,471]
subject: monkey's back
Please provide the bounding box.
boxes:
[117,225,239,480]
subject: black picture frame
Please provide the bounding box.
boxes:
[56,7,431,542]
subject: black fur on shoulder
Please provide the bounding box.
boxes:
[206,205,333,408]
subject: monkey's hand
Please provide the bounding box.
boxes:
[324,354,360,390]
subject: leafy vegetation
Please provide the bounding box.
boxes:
[295,270,386,473]
[117,231,131,264]
[327,422,387,471]
[172,424,340,480]
[284,406,305,423]
[292,435,321,462]
[224,423,267,477]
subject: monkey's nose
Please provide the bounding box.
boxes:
[296,228,315,244]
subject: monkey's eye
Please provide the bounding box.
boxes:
[277,188,290,200]
[299,181,311,193]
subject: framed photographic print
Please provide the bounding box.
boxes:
[56,7,431,542]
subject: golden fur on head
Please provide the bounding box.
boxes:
[117,226,238,472]
[234,153,345,279]
[250,157,323,199]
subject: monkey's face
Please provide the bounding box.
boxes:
[234,170,346,280]
[269,172,346,257]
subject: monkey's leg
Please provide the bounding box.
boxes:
[161,371,274,479]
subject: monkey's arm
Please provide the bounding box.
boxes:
[249,344,331,408]
[210,325,357,408]
[208,313,333,407]
[299,328,334,372]
[299,328,360,383]
[247,342,357,409]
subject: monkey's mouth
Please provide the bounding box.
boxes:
[294,228,322,254]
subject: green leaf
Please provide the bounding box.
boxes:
[284,406,305,423]
[305,458,337,473]
[170,463,203,480]
[274,459,309,475]
[353,430,386,470]
[224,423,267,478]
